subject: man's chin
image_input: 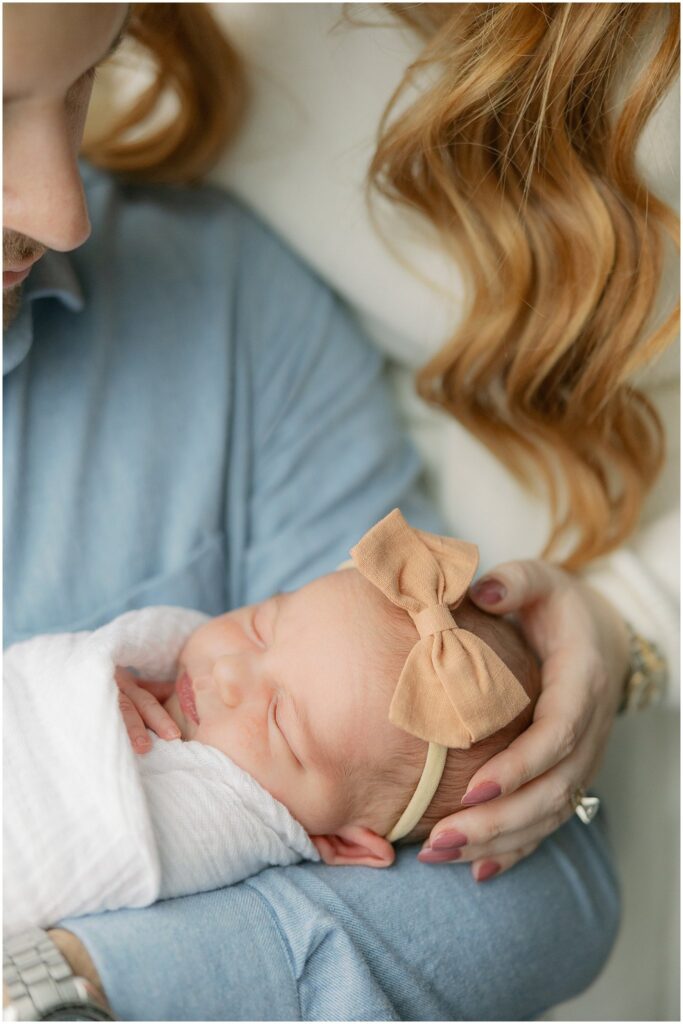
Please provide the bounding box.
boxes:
[3,283,23,331]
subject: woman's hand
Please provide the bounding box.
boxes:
[418,560,630,880]
[114,667,180,753]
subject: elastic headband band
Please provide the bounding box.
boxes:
[338,508,528,845]
[385,741,447,843]
[338,558,447,841]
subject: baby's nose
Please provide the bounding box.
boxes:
[212,657,243,707]
[212,655,266,708]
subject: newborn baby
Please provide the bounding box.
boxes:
[4,510,538,936]
[145,508,539,862]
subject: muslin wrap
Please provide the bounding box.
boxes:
[3,606,318,937]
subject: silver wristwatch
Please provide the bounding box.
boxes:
[3,929,114,1021]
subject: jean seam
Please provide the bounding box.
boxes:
[244,880,303,1021]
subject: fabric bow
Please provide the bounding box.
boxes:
[350,509,530,748]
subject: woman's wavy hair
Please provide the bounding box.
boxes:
[83,2,246,183]
[370,3,680,569]
[85,3,679,569]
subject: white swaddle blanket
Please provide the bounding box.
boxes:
[4,606,319,937]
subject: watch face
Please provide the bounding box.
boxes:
[41,1005,114,1021]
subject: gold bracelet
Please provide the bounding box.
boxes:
[619,623,668,713]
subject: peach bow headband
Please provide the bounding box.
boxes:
[348,509,530,842]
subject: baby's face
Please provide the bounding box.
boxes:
[164,570,412,837]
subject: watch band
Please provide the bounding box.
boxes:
[3,929,114,1021]
[619,624,668,713]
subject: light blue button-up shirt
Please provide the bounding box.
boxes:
[3,164,618,1020]
[4,163,439,647]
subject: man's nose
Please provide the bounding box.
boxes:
[3,107,91,254]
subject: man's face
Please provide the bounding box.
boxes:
[164,570,413,838]
[3,3,129,328]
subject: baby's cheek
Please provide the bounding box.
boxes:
[285,773,349,835]
[197,709,269,766]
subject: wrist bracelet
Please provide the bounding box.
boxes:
[619,623,668,713]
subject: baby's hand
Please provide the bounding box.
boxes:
[114,667,180,754]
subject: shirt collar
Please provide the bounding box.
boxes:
[3,250,84,376]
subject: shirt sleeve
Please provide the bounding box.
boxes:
[232,219,443,604]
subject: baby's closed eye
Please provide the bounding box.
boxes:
[270,694,303,768]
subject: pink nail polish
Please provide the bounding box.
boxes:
[476,860,500,882]
[431,829,468,850]
[461,781,501,806]
[417,848,462,864]
[470,578,506,605]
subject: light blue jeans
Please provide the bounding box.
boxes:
[65,807,619,1020]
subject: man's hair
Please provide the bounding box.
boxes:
[356,597,541,843]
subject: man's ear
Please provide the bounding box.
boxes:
[310,825,395,868]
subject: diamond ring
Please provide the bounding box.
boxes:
[572,786,600,825]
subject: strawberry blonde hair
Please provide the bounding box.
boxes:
[370,3,680,569]
[83,2,246,182]
[85,3,680,569]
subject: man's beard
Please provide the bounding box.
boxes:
[3,283,23,331]
[3,229,46,332]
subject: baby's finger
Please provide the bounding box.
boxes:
[133,678,177,702]
[471,842,540,883]
[125,684,181,741]
[117,690,153,754]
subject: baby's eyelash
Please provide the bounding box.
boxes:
[271,697,285,741]
[251,608,264,646]
[272,697,303,768]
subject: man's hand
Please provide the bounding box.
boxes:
[114,667,180,753]
[418,560,630,880]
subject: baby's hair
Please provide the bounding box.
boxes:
[355,595,541,843]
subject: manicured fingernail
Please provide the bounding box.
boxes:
[417,848,462,864]
[470,578,506,605]
[461,781,502,806]
[135,737,150,751]
[476,860,500,882]
[165,727,181,739]
[431,829,468,850]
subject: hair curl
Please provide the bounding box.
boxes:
[83,2,246,183]
[370,3,680,569]
[85,4,679,568]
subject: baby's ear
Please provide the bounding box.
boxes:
[310,825,395,868]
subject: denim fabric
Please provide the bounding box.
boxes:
[65,815,618,1021]
[4,165,619,1019]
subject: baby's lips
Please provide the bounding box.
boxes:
[176,670,200,725]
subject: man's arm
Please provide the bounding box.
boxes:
[235,219,444,603]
